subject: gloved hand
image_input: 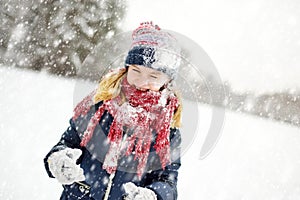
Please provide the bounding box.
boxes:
[123,182,157,200]
[48,148,85,185]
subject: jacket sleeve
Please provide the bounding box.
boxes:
[43,102,101,178]
[144,128,182,200]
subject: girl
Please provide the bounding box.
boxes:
[44,22,182,200]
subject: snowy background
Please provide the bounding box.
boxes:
[123,0,300,93]
[1,0,300,199]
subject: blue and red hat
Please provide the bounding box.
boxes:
[125,22,181,80]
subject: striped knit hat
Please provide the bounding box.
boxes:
[125,22,181,80]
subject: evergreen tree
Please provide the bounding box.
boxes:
[3,0,126,76]
[44,0,126,76]
[0,1,17,60]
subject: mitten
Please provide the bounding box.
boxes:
[48,148,85,185]
[123,182,157,200]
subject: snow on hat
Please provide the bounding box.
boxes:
[125,21,181,79]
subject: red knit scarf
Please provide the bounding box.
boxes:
[73,77,179,178]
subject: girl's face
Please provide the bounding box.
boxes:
[127,65,171,91]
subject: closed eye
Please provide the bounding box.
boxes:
[132,68,140,73]
[150,75,158,79]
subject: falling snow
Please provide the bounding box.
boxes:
[1,0,300,199]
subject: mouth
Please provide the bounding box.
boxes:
[135,86,148,92]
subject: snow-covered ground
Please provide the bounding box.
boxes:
[1,67,300,199]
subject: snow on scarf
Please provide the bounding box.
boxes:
[73,77,179,178]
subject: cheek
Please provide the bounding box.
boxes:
[149,82,164,91]
[126,72,137,85]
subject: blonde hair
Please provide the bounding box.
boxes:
[94,68,127,102]
[93,68,182,128]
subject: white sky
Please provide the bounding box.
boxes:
[122,0,300,93]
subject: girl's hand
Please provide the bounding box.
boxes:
[123,182,157,200]
[48,148,85,185]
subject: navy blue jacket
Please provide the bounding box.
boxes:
[44,101,181,200]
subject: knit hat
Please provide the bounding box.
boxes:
[125,22,181,80]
